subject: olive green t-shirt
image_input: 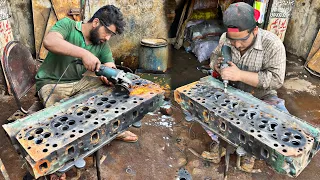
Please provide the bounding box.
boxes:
[35,17,114,91]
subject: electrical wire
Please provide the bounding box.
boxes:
[43,61,76,106]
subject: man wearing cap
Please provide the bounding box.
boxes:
[207,2,287,171]
[210,2,287,111]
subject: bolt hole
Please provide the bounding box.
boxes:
[39,162,48,171]
[282,149,287,153]
[292,140,300,146]
[60,117,68,122]
[90,109,97,114]
[261,148,269,159]
[105,104,111,108]
[62,125,69,131]
[43,133,51,138]
[35,139,43,144]
[239,134,246,143]
[68,120,76,125]
[67,146,75,155]
[35,128,44,134]
[220,122,226,131]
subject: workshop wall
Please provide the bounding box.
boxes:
[6,0,35,55]
[284,0,320,59]
[84,0,169,69]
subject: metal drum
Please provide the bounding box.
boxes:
[139,38,169,72]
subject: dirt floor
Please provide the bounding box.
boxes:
[0,48,320,180]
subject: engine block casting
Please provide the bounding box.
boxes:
[3,74,164,178]
[174,76,320,177]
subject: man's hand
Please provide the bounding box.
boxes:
[214,57,224,74]
[99,62,116,86]
[81,52,101,72]
[221,62,243,82]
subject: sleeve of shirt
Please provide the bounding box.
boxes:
[209,33,226,69]
[49,17,73,39]
[257,42,286,90]
[99,43,114,64]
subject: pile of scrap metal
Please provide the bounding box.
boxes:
[3,73,164,179]
[174,76,320,177]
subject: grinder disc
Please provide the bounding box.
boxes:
[114,83,131,96]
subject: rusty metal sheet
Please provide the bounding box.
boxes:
[2,41,37,111]
[0,19,14,94]
[51,0,80,20]
[3,74,164,178]
[174,76,320,177]
[31,0,51,60]
[39,9,57,60]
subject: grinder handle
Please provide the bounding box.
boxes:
[221,45,232,69]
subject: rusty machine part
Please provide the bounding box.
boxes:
[3,74,164,179]
[174,76,320,177]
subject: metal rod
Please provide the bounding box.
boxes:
[95,149,102,180]
[0,158,10,180]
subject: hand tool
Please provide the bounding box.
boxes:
[221,45,232,93]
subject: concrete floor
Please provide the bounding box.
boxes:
[0,48,320,180]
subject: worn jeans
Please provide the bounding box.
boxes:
[38,75,105,107]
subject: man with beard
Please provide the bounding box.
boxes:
[35,5,138,149]
[206,2,287,172]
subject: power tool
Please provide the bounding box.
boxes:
[74,60,133,95]
[221,45,232,93]
[96,65,133,95]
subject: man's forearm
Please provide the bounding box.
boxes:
[240,70,259,87]
[43,32,88,59]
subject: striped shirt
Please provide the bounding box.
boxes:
[210,28,286,99]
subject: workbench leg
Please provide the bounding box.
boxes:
[95,149,102,180]
[0,158,10,180]
[224,145,232,180]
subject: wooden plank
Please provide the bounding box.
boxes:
[51,0,80,20]
[174,0,195,49]
[31,0,51,60]
[307,30,320,62]
[39,9,57,60]
[307,48,320,73]
[175,1,188,38]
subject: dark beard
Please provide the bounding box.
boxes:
[89,26,101,45]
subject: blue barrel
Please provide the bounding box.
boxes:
[139,38,169,72]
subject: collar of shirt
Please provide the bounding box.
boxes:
[75,21,83,32]
[252,28,263,51]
